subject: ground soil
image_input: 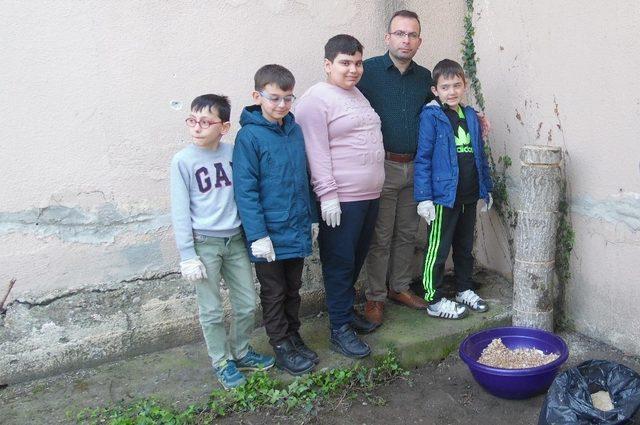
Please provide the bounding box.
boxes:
[213,333,640,425]
[2,331,639,424]
[2,270,638,425]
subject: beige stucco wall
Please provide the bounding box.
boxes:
[472,1,640,354]
[0,1,465,300]
[5,0,637,360]
[7,0,638,374]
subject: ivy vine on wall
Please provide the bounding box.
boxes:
[460,0,574,289]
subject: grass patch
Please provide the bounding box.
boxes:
[75,349,407,424]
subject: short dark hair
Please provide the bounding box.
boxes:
[254,64,295,92]
[388,10,421,33]
[432,59,466,86]
[191,94,231,122]
[324,34,364,62]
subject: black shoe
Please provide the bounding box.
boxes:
[351,310,380,334]
[273,339,315,376]
[290,332,320,364]
[330,324,371,359]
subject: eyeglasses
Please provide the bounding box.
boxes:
[389,30,420,40]
[259,91,296,105]
[185,117,223,129]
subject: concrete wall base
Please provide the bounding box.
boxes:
[1,257,328,385]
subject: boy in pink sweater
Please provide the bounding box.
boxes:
[295,34,385,359]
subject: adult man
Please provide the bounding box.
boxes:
[358,10,431,325]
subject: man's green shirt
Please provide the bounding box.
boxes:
[357,51,433,155]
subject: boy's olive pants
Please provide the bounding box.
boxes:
[194,232,256,368]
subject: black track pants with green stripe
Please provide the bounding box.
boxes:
[422,201,477,303]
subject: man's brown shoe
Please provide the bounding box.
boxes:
[364,300,384,325]
[387,290,428,310]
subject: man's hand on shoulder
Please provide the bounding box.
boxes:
[476,111,491,140]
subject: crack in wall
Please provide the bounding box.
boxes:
[6,271,179,310]
[123,309,135,349]
[0,205,171,244]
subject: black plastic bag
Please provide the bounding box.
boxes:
[539,360,640,424]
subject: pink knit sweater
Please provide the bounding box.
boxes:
[295,82,385,202]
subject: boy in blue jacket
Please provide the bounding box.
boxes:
[233,64,319,376]
[414,59,493,320]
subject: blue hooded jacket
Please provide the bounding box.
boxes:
[232,105,317,262]
[414,100,493,208]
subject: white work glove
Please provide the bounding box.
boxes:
[417,200,436,225]
[311,223,319,243]
[251,236,276,262]
[320,198,341,228]
[180,256,208,282]
[481,193,493,212]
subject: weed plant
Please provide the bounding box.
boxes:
[74,349,407,424]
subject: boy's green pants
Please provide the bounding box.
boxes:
[193,232,256,368]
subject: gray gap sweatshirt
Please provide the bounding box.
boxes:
[170,142,241,261]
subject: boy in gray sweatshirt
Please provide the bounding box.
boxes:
[170,94,274,389]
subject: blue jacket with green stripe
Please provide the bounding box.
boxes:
[414,100,493,207]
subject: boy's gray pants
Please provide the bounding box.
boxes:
[194,232,256,368]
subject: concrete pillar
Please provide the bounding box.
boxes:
[513,145,563,331]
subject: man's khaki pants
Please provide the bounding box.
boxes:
[365,160,420,301]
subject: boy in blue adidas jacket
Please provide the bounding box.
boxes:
[414,59,493,320]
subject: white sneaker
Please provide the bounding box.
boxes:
[427,298,468,319]
[456,289,489,312]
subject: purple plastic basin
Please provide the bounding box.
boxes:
[459,326,569,399]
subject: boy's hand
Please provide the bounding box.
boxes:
[417,200,436,225]
[321,198,341,228]
[477,111,492,140]
[180,256,208,282]
[311,223,319,243]
[251,237,276,262]
[481,193,493,212]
